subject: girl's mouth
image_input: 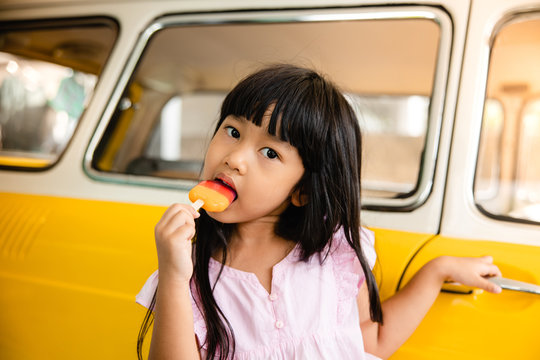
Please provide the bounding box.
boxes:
[214,177,238,200]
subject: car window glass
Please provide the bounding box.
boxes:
[475,14,540,224]
[0,19,117,169]
[91,10,442,204]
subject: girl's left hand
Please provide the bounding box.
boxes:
[435,255,503,294]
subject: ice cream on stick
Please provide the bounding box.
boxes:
[189,180,236,212]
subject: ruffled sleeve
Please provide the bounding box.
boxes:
[136,270,159,309]
[331,227,376,322]
[360,227,377,271]
[331,227,376,285]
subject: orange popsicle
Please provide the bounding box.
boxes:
[189,180,236,212]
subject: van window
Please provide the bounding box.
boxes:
[475,14,540,224]
[0,18,117,169]
[129,93,430,188]
[91,8,444,206]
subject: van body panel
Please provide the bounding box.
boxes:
[0,192,163,359]
[371,229,435,302]
[0,189,433,359]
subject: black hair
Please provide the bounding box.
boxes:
[138,64,382,359]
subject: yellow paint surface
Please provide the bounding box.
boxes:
[6,192,531,359]
[0,192,166,359]
[391,236,540,360]
[370,227,435,301]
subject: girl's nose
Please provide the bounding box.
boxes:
[224,147,248,175]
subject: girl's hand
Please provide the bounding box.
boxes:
[435,255,503,293]
[154,203,200,283]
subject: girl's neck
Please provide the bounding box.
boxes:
[231,217,283,248]
[213,218,296,268]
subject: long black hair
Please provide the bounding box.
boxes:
[138,64,383,359]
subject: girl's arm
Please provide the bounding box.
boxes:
[150,276,200,359]
[148,204,201,360]
[358,255,502,359]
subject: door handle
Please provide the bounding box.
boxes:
[441,276,540,295]
[487,276,540,295]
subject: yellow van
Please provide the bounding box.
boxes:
[1,0,539,359]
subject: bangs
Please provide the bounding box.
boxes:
[218,65,324,149]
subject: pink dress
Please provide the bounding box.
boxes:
[136,228,381,360]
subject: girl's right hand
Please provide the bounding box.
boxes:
[154,203,200,282]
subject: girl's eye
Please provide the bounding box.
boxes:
[225,126,240,138]
[261,147,279,160]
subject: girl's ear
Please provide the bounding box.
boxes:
[291,188,308,207]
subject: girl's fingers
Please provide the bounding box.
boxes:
[449,256,503,294]
[480,255,493,263]
[478,276,503,294]
[186,205,201,218]
[158,203,199,228]
[475,257,502,293]
[157,205,196,236]
[153,203,198,281]
[488,264,502,278]
[167,207,196,228]
[158,203,184,223]
[170,225,197,243]
[479,257,502,277]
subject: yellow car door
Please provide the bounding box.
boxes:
[396,236,540,359]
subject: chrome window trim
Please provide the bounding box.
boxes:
[83,6,453,211]
[472,9,540,226]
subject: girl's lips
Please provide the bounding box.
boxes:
[214,175,237,199]
[215,175,235,190]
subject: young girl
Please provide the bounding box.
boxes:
[136,64,502,360]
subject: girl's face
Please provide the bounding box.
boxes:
[201,109,305,224]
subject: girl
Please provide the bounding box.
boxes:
[136,64,502,360]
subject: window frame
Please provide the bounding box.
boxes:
[0,16,119,172]
[84,6,453,211]
[474,10,540,227]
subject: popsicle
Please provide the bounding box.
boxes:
[189,180,236,212]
